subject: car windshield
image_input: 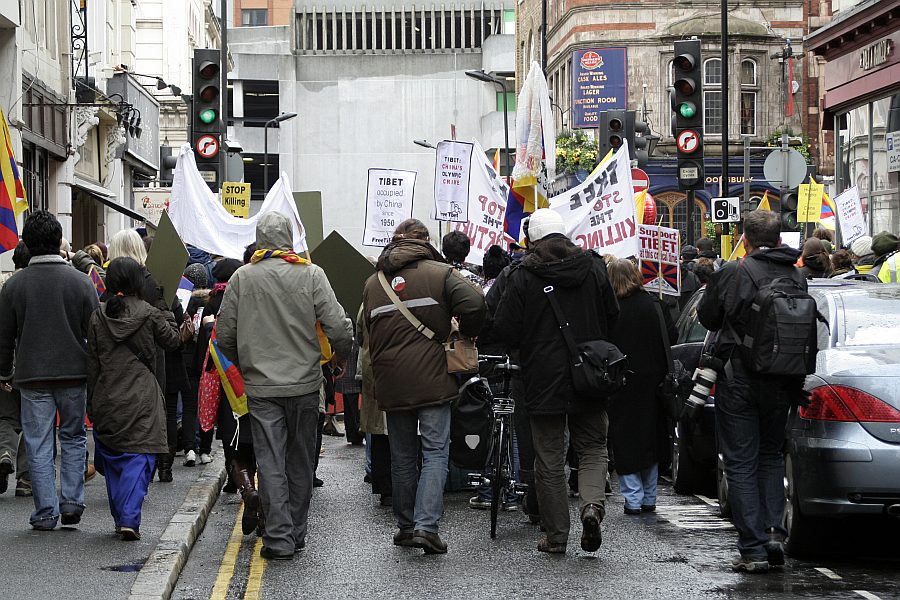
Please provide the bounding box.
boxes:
[839,293,900,347]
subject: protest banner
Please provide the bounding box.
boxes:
[638,224,680,296]
[452,141,514,265]
[797,182,824,223]
[433,141,473,222]
[221,182,251,218]
[833,186,866,246]
[310,231,375,317]
[548,143,639,257]
[134,189,170,226]
[363,168,416,247]
[146,211,190,307]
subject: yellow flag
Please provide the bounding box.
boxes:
[634,190,646,226]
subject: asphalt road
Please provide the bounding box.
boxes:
[174,436,900,600]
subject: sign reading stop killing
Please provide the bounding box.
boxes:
[433,140,473,223]
[363,168,416,247]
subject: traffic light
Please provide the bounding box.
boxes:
[598,109,627,160]
[628,110,651,167]
[192,49,222,190]
[671,38,704,190]
[780,189,800,231]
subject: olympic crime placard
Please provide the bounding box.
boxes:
[433,140,473,223]
[363,168,416,247]
[571,48,628,129]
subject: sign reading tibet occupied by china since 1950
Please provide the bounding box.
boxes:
[571,48,628,129]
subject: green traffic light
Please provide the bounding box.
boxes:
[199,108,217,124]
[678,103,696,118]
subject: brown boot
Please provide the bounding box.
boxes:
[230,459,260,535]
[580,503,603,552]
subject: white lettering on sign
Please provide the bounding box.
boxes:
[859,39,894,71]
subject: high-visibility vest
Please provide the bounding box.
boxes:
[877,251,900,283]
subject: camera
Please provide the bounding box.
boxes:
[682,353,723,420]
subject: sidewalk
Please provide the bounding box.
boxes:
[0,437,225,600]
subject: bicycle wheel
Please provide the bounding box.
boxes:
[490,419,505,539]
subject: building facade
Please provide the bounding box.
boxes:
[234,0,294,26]
[517,0,810,235]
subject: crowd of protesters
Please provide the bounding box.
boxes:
[0,205,898,575]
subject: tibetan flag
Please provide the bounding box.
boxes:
[88,265,106,297]
[0,105,28,253]
[208,328,248,418]
[811,177,836,231]
[502,175,549,243]
[176,276,194,313]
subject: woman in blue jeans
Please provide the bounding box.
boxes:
[605,259,676,514]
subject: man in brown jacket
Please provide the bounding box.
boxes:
[363,219,485,554]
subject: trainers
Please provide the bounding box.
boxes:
[580,504,603,552]
[468,496,491,510]
[410,529,447,555]
[731,555,769,573]
[183,450,197,467]
[393,529,416,547]
[15,479,32,497]
[199,453,213,465]
[502,500,521,512]
[765,528,785,567]
[119,526,141,541]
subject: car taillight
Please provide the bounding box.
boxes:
[800,385,900,423]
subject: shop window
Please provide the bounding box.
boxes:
[242,154,280,201]
[242,80,279,127]
[242,9,268,26]
[703,58,722,135]
[496,91,516,112]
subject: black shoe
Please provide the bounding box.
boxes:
[241,491,260,536]
[61,512,81,526]
[624,507,642,515]
[580,504,603,552]
[260,546,294,561]
[313,477,324,488]
[294,540,306,553]
[393,529,416,547]
[640,504,656,512]
[363,473,372,484]
[0,458,12,494]
[411,529,447,554]
[765,528,785,566]
[222,480,238,494]
[157,467,173,483]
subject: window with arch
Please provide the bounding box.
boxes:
[740,58,758,136]
[703,58,723,135]
[524,32,533,75]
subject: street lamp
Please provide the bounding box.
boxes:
[413,139,437,149]
[465,69,512,179]
[263,112,298,191]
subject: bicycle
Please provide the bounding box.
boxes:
[462,354,526,539]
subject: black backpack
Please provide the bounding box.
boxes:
[737,260,820,376]
[450,377,493,469]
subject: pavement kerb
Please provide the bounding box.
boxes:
[129,454,227,600]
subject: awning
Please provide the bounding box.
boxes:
[72,177,146,223]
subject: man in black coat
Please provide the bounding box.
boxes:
[698,209,806,574]
[493,209,618,554]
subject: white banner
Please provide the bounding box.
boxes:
[363,168,416,247]
[168,145,306,259]
[834,186,867,246]
[134,189,170,226]
[638,224,681,297]
[433,141,473,222]
[548,144,639,258]
[452,141,514,266]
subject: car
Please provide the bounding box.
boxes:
[669,279,900,550]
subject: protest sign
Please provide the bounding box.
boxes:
[221,182,250,218]
[310,231,375,315]
[833,186,866,246]
[638,224,680,296]
[146,210,190,307]
[452,141,514,265]
[134,189,170,226]
[797,182,824,223]
[548,143,639,257]
[363,168,416,247]
[433,141,473,222]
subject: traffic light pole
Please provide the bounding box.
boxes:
[721,0,729,201]
[687,189,695,245]
[221,0,228,183]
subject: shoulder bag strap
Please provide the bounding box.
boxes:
[101,314,155,373]
[377,271,437,340]
[652,301,674,372]
[542,285,581,365]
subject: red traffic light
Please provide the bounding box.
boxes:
[674,53,695,72]
[198,60,220,79]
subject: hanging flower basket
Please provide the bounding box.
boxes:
[556,131,598,176]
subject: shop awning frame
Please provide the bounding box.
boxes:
[72,177,147,223]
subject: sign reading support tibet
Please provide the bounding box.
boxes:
[433,141,473,222]
[363,168,416,247]
[833,186,867,246]
[452,141,515,266]
[638,224,681,296]
[548,143,639,257]
[571,48,627,129]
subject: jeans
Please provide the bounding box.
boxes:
[20,386,87,528]
[619,464,658,510]
[386,404,451,534]
[716,360,791,558]
[530,410,609,544]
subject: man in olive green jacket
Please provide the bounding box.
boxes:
[217,212,352,560]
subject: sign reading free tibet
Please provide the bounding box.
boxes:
[571,48,628,129]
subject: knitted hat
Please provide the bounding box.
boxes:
[212,258,242,283]
[849,235,873,258]
[183,263,209,289]
[871,231,900,258]
[527,209,566,242]
[681,245,698,260]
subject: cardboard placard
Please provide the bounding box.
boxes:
[311,231,375,315]
[145,210,190,308]
[222,182,251,218]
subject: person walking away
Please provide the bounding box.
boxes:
[871,231,900,283]
[442,230,483,286]
[698,209,811,573]
[334,315,364,445]
[217,212,352,560]
[829,250,853,278]
[799,238,832,279]
[356,305,392,506]
[363,219,485,554]
[87,258,181,540]
[0,211,99,529]
[605,259,675,515]
[492,209,619,554]
[679,245,702,311]
[696,237,725,269]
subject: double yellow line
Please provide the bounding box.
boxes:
[209,505,267,600]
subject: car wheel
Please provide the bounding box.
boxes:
[716,454,732,519]
[672,420,701,494]
[784,451,818,557]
